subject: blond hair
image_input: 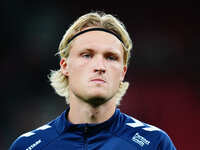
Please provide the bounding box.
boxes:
[49,11,133,105]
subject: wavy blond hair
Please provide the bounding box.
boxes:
[49,11,133,105]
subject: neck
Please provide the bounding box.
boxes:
[67,95,116,124]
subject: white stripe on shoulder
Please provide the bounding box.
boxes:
[126,116,144,128]
[37,124,51,130]
[21,132,35,137]
[143,125,160,131]
[125,114,161,132]
[20,124,51,138]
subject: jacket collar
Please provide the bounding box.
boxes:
[55,106,121,135]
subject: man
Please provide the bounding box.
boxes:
[9,11,176,150]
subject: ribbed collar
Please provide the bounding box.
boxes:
[55,106,121,136]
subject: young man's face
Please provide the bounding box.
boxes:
[61,30,127,106]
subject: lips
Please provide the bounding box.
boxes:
[90,78,106,83]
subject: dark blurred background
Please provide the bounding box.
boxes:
[1,1,200,149]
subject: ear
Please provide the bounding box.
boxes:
[120,65,127,82]
[60,58,69,76]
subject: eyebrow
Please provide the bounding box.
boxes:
[79,48,121,56]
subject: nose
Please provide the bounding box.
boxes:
[94,68,106,74]
[93,56,106,74]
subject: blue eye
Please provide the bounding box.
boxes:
[106,55,118,61]
[82,53,92,58]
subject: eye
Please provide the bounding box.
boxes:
[81,53,93,58]
[106,55,118,61]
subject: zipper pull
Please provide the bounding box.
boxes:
[84,125,88,134]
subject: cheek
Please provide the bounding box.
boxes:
[68,58,88,78]
[109,65,124,82]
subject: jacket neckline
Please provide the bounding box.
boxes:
[55,106,121,135]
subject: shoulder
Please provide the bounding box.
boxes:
[116,112,176,149]
[9,122,58,150]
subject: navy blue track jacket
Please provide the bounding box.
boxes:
[9,107,176,150]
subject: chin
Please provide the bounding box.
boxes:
[89,88,107,95]
[84,91,115,107]
[85,96,108,107]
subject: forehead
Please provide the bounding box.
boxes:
[70,31,124,54]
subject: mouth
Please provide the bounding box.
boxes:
[90,78,106,84]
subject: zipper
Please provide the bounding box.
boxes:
[84,125,88,150]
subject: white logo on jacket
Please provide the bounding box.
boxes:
[26,139,42,150]
[132,133,150,147]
